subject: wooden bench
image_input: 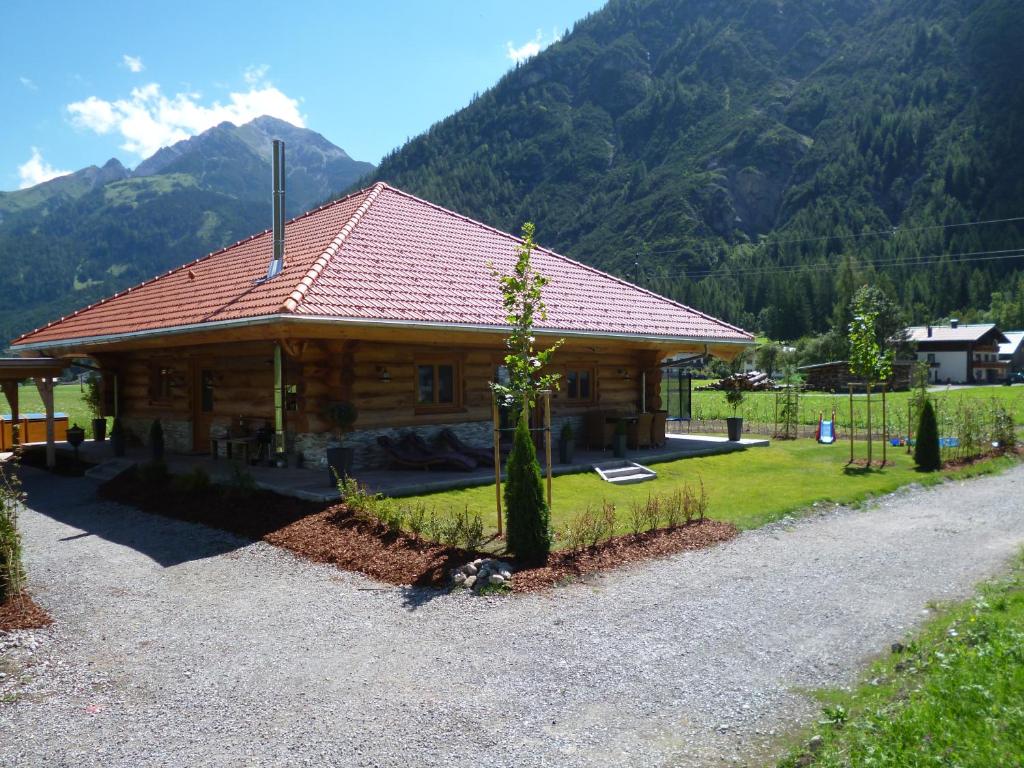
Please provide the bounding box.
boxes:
[210,436,259,464]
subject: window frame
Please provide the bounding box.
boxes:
[413,358,463,413]
[148,362,176,405]
[562,366,597,405]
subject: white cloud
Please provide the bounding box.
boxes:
[17,148,71,189]
[243,64,269,85]
[506,29,562,63]
[19,76,37,90]
[67,70,305,159]
[122,54,145,73]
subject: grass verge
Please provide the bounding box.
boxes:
[400,440,1020,544]
[777,551,1024,767]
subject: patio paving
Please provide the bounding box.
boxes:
[25,432,768,503]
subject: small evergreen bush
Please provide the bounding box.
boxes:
[149,419,165,461]
[504,409,551,562]
[0,458,25,603]
[914,399,941,471]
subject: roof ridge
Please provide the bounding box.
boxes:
[11,185,383,346]
[380,185,754,340]
[280,182,386,313]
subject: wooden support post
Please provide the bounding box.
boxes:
[907,400,912,454]
[492,398,502,538]
[866,381,872,467]
[1,381,18,448]
[848,383,854,465]
[35,377,56,469]
[881,387,887,467]
[543,390,553,512]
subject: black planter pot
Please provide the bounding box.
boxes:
[613,434,627,458]
[92,418,107,442]
[559,438,574,464]
[326,445,355,486]
[726,416,743,442]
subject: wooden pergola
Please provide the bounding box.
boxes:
[0,357,67,468]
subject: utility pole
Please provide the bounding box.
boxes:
[634,252,641,285]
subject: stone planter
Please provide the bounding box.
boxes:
[92,418,107,442]
[612,433,627,458]
[726,416,743,442]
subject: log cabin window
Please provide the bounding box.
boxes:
[149,364,175,404]
[565,368,594,402]
[416,361,460,409]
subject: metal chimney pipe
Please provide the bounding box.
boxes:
[266,139,285,280]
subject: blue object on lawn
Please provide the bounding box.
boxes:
[818,420,835,444]
[939,437,960,448]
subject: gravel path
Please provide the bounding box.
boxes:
[2,464,1023,767]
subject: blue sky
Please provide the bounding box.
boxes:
[2,0,606,191]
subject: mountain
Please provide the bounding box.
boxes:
[362,0,1024,342]
[0,117,374,342]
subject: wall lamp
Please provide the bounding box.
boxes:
[377,366,391,383]
[617,368,631,380]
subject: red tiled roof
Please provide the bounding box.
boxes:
[12,183,752,348]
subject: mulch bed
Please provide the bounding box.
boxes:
[511,521,738,592]
[0,592,53,633]
[100,470,738,593]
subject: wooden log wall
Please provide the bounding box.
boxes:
[99,337,666,444]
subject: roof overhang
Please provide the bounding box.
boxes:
[0,357,67,380]
[8,313,754,357]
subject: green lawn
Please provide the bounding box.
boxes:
[665,380,1024,435]
[3,382,101,430]
[778,551,1024,767]
[400,439,1019,544]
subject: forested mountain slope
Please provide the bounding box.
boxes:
[364,0,1024,340]
[1,117,373,343]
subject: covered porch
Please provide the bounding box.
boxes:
[0,357,67,468]
[68,431,767,502]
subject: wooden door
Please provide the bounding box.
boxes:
[191,363,216,453]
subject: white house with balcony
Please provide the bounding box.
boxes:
[906,320,1010,384]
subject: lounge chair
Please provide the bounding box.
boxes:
[377,435,448,470]
[438,428,497,465]
[404,432,478,471]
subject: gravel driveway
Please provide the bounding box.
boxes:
[2,464,1023,767]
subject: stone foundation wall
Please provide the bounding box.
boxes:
[293,412,586,471]
[121,417,192,454]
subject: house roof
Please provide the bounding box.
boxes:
[999,330,1024,357]
[905,323,1008,345]
[10,183,752,350]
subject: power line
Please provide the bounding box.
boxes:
[639,246,1024,281]
[636,214,1024,257]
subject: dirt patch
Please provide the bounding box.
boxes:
[100,470,738,592]
[0,592,52,633]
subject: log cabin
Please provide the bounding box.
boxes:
[8,151,753,471]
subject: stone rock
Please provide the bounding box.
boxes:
[489,574,505,586]
[453,573,466,585]
[499,570,512,580]
[807,735,823,753]
[463,575,477,589]
[463,564,478,576]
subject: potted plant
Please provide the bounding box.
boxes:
[110,418,126,457]
[149,419,165,461]
[613,419,628,458]
[558,422,575,464]
[324,400,358,485]
[724,386,745,441]
[85,376,106,442]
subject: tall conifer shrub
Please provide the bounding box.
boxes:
[914,399,941,471]
[504,410,551,562]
